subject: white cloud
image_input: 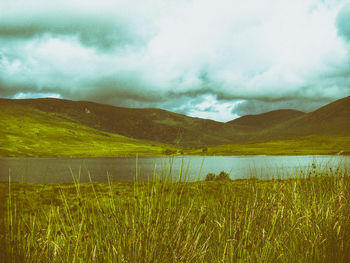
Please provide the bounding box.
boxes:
[12,92,62,99]
[187,95,242,122]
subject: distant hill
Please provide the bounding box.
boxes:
[260,96,350,139]
[227,109,305,131]
[1,95,349,152]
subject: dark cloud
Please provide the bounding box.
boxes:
[80,78,165,104]
[0,16,143,51]
[232,98,332,116]
[0,79,61,99]
[336,3,350,42]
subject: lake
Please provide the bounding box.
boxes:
[0,155,349,183]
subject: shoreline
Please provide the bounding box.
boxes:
[1,152,349,158]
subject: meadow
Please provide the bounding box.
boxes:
[1,163,349,262]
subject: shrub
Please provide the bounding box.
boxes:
[216,171,230,181]
[205,173,216,181]
[204,171,231,181]
[163,149,175,155]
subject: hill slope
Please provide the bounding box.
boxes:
[225,96,350,142]
[227,109,305,132]
[0,98,239,146]
[260,96,350,139]
[0,101,176,157]
[282,96,350,136]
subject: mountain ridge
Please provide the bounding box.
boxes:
[227,109,305,132]
[1,95,349,147]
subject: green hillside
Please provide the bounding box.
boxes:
[0,102,177,157]
[0,98,239,147]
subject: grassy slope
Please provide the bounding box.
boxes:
[0,102,177,157]
[0,98,238,146]
[1,166,349,262]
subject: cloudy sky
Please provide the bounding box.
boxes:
[1,0,350,121]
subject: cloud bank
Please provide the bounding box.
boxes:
[0,0,350,121]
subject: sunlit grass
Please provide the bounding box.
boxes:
[1,163,349,262]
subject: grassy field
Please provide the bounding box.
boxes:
[1,164,349,262]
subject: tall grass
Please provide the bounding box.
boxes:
[1,162,349,262]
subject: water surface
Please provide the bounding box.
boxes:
[0,156,349,183]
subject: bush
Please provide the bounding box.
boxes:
[204,171,231,181]
[216,171,230,181]
[163,149,175,155]
[205,173,216,181]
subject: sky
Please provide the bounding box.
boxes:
[1,0,350,122]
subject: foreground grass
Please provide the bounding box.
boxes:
[1,166,350,262]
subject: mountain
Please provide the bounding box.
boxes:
[259,96,350,139]
[227,109,305,131]
[1,95,349,155]
[225,96,350,141]
[0,101,176,157]
[0,98,239,147]
[279,96,350,136]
